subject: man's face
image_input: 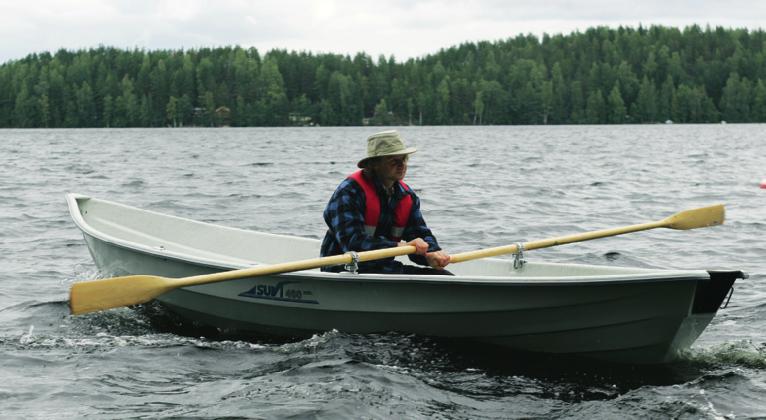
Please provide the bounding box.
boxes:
[377,154,409,183]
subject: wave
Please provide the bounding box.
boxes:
[684,341,766,370]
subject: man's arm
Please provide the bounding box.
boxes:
[402,193,443,266]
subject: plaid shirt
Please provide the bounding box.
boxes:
[320,174,442,273]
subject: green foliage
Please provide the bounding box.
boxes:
[607,84,626,123]
[719,72,752,122]
[754,80,766,121]
[633,76,658,122]
[370,98,394,125]
[1,25,766,127]
[586,90,606,123]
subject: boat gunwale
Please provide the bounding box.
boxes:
[66,193,712,286]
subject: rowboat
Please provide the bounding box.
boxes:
[66,193,744,364]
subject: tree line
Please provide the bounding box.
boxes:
[1,24,765,128]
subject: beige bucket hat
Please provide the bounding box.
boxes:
[357,130,417,168]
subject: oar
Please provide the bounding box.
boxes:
[69,245,418,315]
[450,204,724,263]
[69,204,724,315]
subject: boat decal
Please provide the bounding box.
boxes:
[238,280,319,304]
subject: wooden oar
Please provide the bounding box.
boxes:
[450,204,724,263]
[69,204,724,315]
[69,245,417,315]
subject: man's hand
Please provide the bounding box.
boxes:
[400,238,429,255]
[425,250,451,270]
[400,239,450,270]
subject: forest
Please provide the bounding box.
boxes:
[1,25,765,128]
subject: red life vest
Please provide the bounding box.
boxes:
[348,170,413,241]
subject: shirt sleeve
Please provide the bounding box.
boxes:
[401,192,442,266]
[323,180,400,253]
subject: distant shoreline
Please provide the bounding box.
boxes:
[1,25,765,128]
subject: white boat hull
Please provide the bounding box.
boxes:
[68,194,742,364]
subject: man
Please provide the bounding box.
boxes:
[320,130,451,274]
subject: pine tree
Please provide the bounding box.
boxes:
[585,90,606,123]
[102,94,113,127]
[753,79,766,122]
[75,82,97,127]
[569,81,585,124]
[165,96,178,127]
[371,98,392,125]
[634,76,658,122]
[607,84,626,123]
[658,75,676,122]
[13,83,36,127]
[720,72,751,122]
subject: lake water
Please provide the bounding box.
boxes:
[0,125,764,418]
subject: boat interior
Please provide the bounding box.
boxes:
[67,194,708,281]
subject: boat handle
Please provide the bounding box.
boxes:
[721,286,734,309]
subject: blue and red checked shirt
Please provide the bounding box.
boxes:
[320,174,442,273]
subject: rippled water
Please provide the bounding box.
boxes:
[1,126,764,418]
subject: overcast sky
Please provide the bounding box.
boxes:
[1,0,765,64]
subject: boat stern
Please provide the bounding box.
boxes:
[664,270,746,361]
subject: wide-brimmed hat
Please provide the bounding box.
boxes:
[357,130,417,168]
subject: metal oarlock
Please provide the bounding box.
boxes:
[344,251,360,274]
[513,242,526,270]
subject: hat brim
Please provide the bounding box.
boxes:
[357,147,417,168]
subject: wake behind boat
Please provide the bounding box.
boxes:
[66,194,744,364]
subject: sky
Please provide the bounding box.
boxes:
[1,0,765,64]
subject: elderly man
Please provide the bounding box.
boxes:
[320,130,451,274]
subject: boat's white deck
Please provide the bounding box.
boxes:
[71,194,317,267]
[67,194,707,280]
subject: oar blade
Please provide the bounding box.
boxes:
[663,204,725,230]
[69,275,172,315]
